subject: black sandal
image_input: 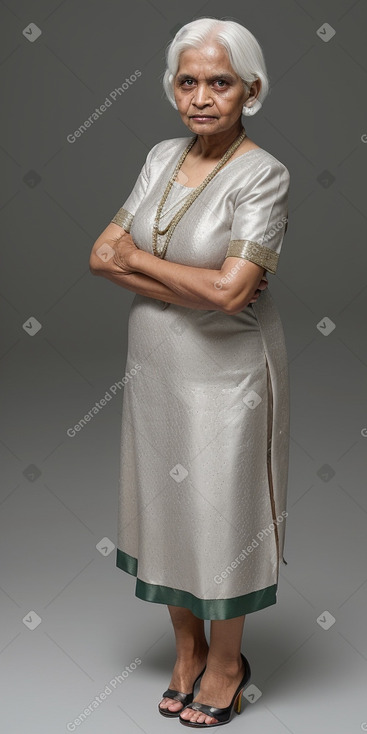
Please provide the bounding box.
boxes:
[158,665,207,718]
[178,653,251,728]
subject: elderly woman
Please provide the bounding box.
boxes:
[90,17,290,729]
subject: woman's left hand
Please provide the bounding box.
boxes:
[248,274,269,303]
[112,233,138,275]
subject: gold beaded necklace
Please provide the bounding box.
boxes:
[152,126,247,259]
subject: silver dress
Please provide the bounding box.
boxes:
[111,136,290,620]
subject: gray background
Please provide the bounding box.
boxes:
[1,0,367,732]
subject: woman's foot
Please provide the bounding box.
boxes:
[179,655,245,725]
[159,646,209,715]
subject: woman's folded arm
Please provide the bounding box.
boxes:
[89,223,222,310]
[89,222,267,313]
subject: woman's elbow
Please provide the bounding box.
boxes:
[222,290,252,315]
[89,249,105,275]
[89,256,99,275]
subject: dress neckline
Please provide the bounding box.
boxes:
[171,144,264,189]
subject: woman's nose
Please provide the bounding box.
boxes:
[192,84,212,105]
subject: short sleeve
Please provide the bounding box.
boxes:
[225,161,290,275]
[110,143,159,232]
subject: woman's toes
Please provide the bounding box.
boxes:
[171,701,183,711]
[169,704,182,712]
[159,697,182,712]
[200,713,217,724]
[180,708,217,724]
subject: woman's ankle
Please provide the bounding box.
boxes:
[175,640,208,663]
[204,651,243,676]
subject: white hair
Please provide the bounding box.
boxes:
[162,17,269,117]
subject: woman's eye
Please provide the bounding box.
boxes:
[181,79,228,88]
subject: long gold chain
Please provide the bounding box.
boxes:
[152,126,247,259]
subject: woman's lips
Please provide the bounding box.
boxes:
[190,116,217,120]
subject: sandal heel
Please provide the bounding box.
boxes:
[234,689,244,714]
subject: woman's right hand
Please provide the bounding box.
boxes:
[248,274,269,304]
[112,232,139,275]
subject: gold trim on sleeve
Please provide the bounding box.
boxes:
[111,207,134,233]
[225,239,279,274]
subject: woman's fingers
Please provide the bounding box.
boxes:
[258,277,269,291]
[248,276,269,303]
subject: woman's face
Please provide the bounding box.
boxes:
[173,42,254,135]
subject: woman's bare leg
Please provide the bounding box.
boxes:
[158,605,209,714]
[179,614,246,725]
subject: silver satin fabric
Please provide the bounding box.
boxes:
[113,137,290,614]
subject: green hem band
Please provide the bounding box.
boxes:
[116,547,277,620]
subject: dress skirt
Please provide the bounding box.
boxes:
[116,289,289,620]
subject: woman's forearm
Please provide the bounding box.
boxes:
[130,248,225,310]
[93,265,223,311]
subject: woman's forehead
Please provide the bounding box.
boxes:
[176,46,236,76]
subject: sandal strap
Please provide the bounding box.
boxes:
[185,701,232,722]
[162,688,193,704]
[161,665,206,705]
